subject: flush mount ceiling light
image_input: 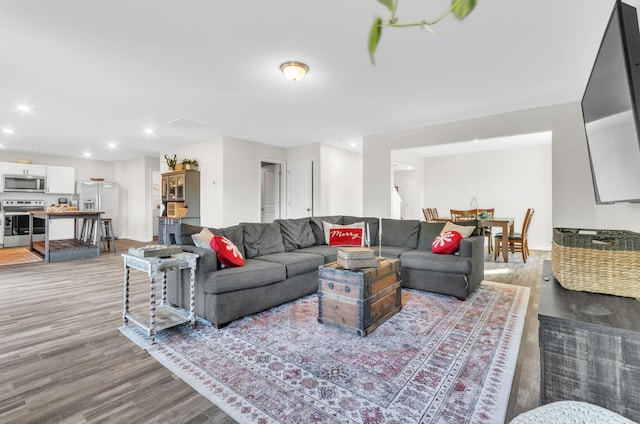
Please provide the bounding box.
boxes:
[280,61,309,82]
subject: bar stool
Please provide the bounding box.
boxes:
[78,218,116,252]
[101,218,116,252]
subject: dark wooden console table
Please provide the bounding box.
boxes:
[538,260,640,421]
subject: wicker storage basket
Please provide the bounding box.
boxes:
[552,227,640,299]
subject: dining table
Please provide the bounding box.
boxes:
[431,216,515,262]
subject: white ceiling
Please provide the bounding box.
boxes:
[0,0,622,161]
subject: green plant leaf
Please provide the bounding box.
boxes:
[368,17,383,65]
[452,0,476,20]
[377,0,395,13]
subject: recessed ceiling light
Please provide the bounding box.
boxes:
[83,152,91,158]
[107,142,117,149]
[2,128,15,135]
[143,128,155,135]
[350,142,357,148]
[16,104,32,113]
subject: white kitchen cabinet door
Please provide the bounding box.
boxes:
[46,165,76,194]
[2,162,46,176]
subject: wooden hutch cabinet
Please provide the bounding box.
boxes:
[158,170,200,244]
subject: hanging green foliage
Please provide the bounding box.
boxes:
[369,0,477,64]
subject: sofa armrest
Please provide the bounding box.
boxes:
[179,245,219,274]
[458,235,483,257]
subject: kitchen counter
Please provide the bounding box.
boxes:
[29,210,104,262]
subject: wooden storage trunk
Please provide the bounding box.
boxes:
[318,258,401,336]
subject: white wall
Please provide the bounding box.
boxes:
[421,144,552,250]
[114,156,158,242]
[392,149,425,220]
[222,136,287,226]
[163,140,363,228]
[163,137,224,227]
[319,144,363,216]
[363,102,640,238]
[287,144,321,216]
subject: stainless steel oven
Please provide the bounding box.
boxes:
[2,200,46,247]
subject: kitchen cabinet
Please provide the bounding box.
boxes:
[159,170,200,244]
[161,170,200,217]
[2,162,46,176]
[158,217,201,244]
[46,165,75,194]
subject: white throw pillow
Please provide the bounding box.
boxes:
[191,227,214,249]
[322,221,365,245]
[441,221,475,238]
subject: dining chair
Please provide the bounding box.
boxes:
[422,208,433,221]
[494,208,535,263]
[428,208,439,219]
[450,209,478,221]
[477,208,495,254]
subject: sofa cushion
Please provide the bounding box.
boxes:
[400,249,473,274]
[323,221,364,246]
[211,235,245,267]
[310,216,342,245]
[178,223,203,245]
[343,216,379,246]
[253,252,324,278]
[381,219,420,248]
[449,219,483,237]
[294,245,340,263]
[240,222,285,259]
[432,230,463,254]
[217,225,246,258]
[191,227,214,249]
[441,222,475,238]
[379,245,415,258]
[203,259,286,294]
[417,221,446,250]
[276,218,316,251]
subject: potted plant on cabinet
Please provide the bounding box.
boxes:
[164,154,177,170]
[182,158,199,170]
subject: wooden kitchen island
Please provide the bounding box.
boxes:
[29,210,104,262]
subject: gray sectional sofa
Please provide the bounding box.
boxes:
[167,216,484,328]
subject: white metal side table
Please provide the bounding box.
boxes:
[122,251,198,343]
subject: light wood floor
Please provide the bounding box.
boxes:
[0,239,550,423]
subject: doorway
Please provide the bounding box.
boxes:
[261,162,281,223]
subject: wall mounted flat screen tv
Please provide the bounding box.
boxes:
[581,0,640,204]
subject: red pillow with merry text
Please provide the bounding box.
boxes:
[210,235,245,267]
[329,227,364,246]
[432,230,463,254]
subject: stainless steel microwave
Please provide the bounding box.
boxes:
[3,174,46,192]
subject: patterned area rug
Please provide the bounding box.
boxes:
[0,247,43,267]
[120,281,529,424]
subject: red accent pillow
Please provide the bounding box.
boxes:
[432,230,463,254]
[329,227,364,246]
[210,235,245,267]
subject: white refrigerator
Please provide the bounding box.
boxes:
[77,180,121,238]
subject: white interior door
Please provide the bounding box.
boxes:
[261,163,280,223]
[286,160,313,218]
